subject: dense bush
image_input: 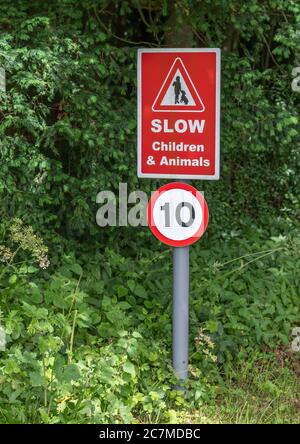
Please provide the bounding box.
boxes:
[0,0,299,241]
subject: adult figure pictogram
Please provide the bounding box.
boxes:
[172,76,181,104]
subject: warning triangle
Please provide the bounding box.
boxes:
[152,58,205,113]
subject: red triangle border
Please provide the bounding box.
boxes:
[152,57,205,113]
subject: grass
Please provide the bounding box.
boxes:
[179,350,300,424]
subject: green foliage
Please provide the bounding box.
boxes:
[190,229,300,362]
[0,221,299,422]
[0,0,299,241]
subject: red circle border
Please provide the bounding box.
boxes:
[147,182,209,247]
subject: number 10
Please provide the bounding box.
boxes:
[161,202,195,227]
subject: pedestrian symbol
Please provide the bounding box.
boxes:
[152,58,205,112]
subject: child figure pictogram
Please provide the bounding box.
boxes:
[180,90,189,105]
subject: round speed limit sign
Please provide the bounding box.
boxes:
[148,182,209,247]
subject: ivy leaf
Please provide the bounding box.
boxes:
[70,263,83,276]
[60,364,81,383]
[29,371,44,387]
[123,361,136,377]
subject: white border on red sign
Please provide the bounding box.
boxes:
[137,48,221,180]
[152,57,205,113]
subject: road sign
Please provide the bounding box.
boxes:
[137,48,220,180]
[148,182,209,247]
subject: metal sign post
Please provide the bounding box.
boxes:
[147,182,209,383]
[173,245,189,381]
[0,67,6,92]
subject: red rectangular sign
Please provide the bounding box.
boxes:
[137,48,220,179]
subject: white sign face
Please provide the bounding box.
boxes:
[148,182,209,247]
[153,189,202,241]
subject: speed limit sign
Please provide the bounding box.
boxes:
[148,182,209,247]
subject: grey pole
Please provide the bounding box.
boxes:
[172,245,189,381]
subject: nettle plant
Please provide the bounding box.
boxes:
[0,218,50,357]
